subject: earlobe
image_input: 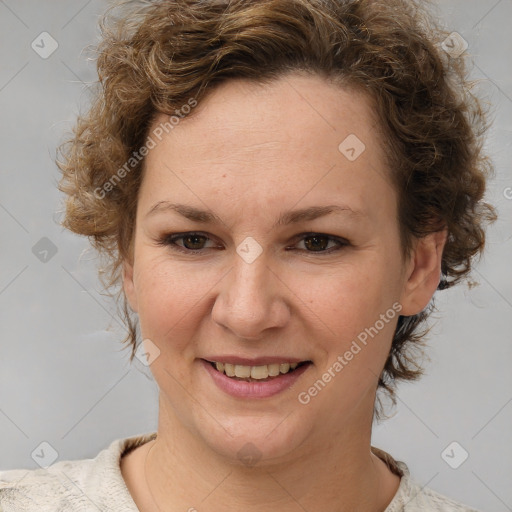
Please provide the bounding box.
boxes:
[122,259,138,313]
[399,229,448,316]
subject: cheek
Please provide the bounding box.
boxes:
[295,261,395,333]
[287,255,402,383]
[133,255,212,345]
[295,267,400,400]
[132,239,403,361]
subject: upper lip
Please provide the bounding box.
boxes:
[202,356,311,366]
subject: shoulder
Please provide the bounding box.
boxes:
[0,458,95,511]
[0,432,156,512]
[403,482,481,512]
[371,447,480,512]
[385,461,480,512]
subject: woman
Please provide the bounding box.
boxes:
[0,0,495,510]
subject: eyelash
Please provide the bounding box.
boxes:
[156,231,349,255]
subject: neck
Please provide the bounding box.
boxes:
[143,392,400,512]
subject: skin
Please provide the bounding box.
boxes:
[121,71,447,511]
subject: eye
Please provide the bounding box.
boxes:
[290,233,349,254]
[157,232,219,254]
[157,231,349,255]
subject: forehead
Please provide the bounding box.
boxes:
[150,73,382,159]
[140,73,395,220]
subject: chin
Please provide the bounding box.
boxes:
[195,413,315,468]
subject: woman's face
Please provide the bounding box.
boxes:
[123,72,442,464]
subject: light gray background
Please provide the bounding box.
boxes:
[0,1,511,511]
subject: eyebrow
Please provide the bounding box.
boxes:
[145,201,364,227]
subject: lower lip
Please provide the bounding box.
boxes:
[201,359,312,399]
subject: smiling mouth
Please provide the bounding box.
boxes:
[205,359,312,382]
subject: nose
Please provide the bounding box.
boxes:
[211,252,290,340]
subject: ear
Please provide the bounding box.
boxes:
[399,229,448,316]
[122,258,138,313]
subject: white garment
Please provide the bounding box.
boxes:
[0,431,479,511]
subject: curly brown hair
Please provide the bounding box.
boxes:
[57,0,496,414]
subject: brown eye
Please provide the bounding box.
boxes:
[158,231,348,255]
[158,232,217,253]
[181,234,208,250]
[303,235,330,251]
[292,233,349,254]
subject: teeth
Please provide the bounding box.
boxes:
[234,365,251,378]
[268,363,280,377]
[251,365,268,379]
[214,361,302,380]
[224,363,235,377]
